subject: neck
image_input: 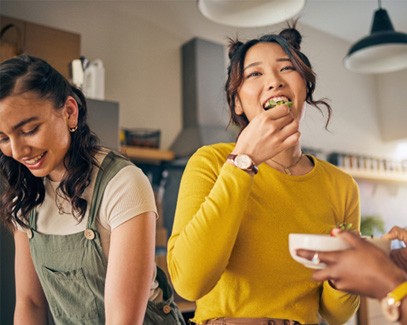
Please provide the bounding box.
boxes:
[272,149,302,165]
[269,150,304,175]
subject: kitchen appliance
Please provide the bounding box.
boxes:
[83,59,105,100]
[170,37,236,158]
[87,99,120,151]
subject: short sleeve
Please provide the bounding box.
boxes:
[98,164,158,230]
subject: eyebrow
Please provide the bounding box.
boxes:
[243,57,292,71]
[0,117,39,136]
[12,117,39,131]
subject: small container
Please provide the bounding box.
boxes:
[123,128,161,148]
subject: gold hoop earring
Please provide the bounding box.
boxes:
[69,125,78,133]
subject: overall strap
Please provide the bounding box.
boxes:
[87,151,134,228]
[29,209,37,230]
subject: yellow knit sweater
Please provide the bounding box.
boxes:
[167,143,360,325]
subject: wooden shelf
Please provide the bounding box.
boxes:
[340,168,407,183]
[120,146,175,162]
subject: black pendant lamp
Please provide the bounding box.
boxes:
[344,0,407,74]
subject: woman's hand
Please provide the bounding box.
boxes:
[233,104,300,165]
[296,231,407,300]
[382,226,407,243]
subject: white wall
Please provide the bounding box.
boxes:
[1,1,184,149]
[1,1,406,232]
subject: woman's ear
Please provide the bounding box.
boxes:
[234,96,244,115]
[64,96,79,129]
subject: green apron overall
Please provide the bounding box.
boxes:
[28,151,185,325]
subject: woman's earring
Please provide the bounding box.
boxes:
[69,125,78,133]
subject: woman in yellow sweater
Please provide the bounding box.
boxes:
[167,26,360,325]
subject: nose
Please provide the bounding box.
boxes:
[10,137,30,161]
[266,73,284,90]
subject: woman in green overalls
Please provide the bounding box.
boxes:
[0,54,184,325]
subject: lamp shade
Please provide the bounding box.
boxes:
[197,0,306,28]
[344,8,407,74]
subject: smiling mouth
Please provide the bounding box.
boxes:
[24,152,46,165]
[264,96,292,110]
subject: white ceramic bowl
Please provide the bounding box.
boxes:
[289,234,392,269]
[289,233,352,269]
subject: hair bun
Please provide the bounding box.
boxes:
[227,39,244,59]
[279,28,302,51]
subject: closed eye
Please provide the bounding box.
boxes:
[0,136,9,144]
[280,66,296,72]
[245,71,262,79]
[21,125,40,136]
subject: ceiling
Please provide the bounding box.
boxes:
[107,0,407,45]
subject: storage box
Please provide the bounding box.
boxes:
[122,128,160,148]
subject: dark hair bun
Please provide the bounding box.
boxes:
[279,28,302,51]
[227,39,243,59]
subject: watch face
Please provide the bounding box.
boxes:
[235,154,252,170]
[381,298,400,322]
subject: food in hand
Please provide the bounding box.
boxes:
[264,96,292,110]
[330,222,353,236]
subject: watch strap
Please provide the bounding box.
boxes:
[227,154,258,175]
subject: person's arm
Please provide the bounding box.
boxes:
[297,231,407,323]
[297,231,405,298]
[13,229,48,324]
[104,212,156,325]
[400,294,407,325]
[316,180,361,325]
[167,146,254,301]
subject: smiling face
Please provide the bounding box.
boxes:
[0,92,78,181]
[235,42,307,122]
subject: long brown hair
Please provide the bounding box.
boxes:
[0,55,101,230]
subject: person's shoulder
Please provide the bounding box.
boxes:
[186,143,235,171]
[194,142,235,159]
[94,147,112,165]
[93,148,146,180]
[314,156,355,180]
[104,163,152,196]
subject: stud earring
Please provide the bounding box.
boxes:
[69,125,78,133]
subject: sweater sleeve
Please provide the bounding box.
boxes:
[167,146,254,301]
[319,176,361,324]
[320,282,360,325]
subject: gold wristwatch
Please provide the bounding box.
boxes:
[227,154,258,175]
[381,281,407,322]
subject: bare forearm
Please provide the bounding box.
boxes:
[14,231,49,325]
[105,213,156,325]
[14,301,48,325]
[105,295,149,325]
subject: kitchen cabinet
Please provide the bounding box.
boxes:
[0,15,80,79]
